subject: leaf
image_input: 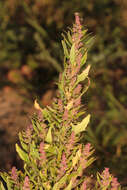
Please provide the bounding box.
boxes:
[7,177,12,190]
[34,99,43,111]
[0,182,6,190]
[16,144,29,162]
[53,174,68,190]
[45,127,52,143]
[72,149,81,167]
[19,132,28,151]
[64,180,72,190]
[30,141,40,158]
[72,114,91,135]
[76,65,91,85]
[62,40,69,58]
[70,44,75,66]
[81,51,87,66]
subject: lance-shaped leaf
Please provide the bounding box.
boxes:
[64,180,73,190]
[16,144,29,162]
[45,127,52,143]
[76,65,91,85]
[34,99,43,111]
[70,43,76,66]
[72,149,81,167]
[0,182,6,190]
[62,40,69,58]
[53,173,68,190]
[81,51,87,66]
[72,114,91,135]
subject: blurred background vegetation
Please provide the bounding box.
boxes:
[0,0,127,186]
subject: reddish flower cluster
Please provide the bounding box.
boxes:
[11,166,18,182]
[66,131,75,154]
[58,152,67,177]
[101,168,120,189]
[39,142,46,161]
[111,177,120,190]
[23,176,30,190]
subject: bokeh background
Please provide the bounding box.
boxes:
[0,0,127,186]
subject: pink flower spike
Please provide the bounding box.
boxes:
[62,108,69,121]
[23,176,30,190]
[60,152,67,173]
[11,166,18,182]
[102,168,110,179]
[39,142,46,160]
[111,177,120,190]
[83,143,91,157]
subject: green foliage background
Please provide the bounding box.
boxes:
[0,0,127,184]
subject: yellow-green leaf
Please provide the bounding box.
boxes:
[72,114,91,135]
[76,65,91,85]
[72,149,81,167]
[0,182,6,190]
[45,127,52,143]
[81,51,87,66]
[16,144,29,162]
[62,40,69,58]
[53,174,68,190]
[64,180,73,190]
[70,44,75,66]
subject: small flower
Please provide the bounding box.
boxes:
[11,166,18,182]
[23,176,30,190]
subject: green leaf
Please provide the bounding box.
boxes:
[16,144,29,162]
[19,132,28,151]
[0,182,6,190]
[45,127,52,143]
[81,51,87,66]
[72,114,91,135]
[70,44,75,66]
[62,40,69,58]
[30,141,40,158]
[7,177,12,190]
[53,174,68,190]
[76,65,91,85]
[72,149,81,167]
[64,180,72,190]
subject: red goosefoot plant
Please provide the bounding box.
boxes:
[0,13,121,190]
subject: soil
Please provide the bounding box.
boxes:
[0,88,35,172]
[0,86,56,172]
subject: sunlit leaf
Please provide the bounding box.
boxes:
[72,114,91,135]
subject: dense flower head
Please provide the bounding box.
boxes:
[111,177,120,190]
[23,176,30,190]
[83,143,91,157]
[39,142,46,161]
[101,168,111,187]
[11,166,18,182]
